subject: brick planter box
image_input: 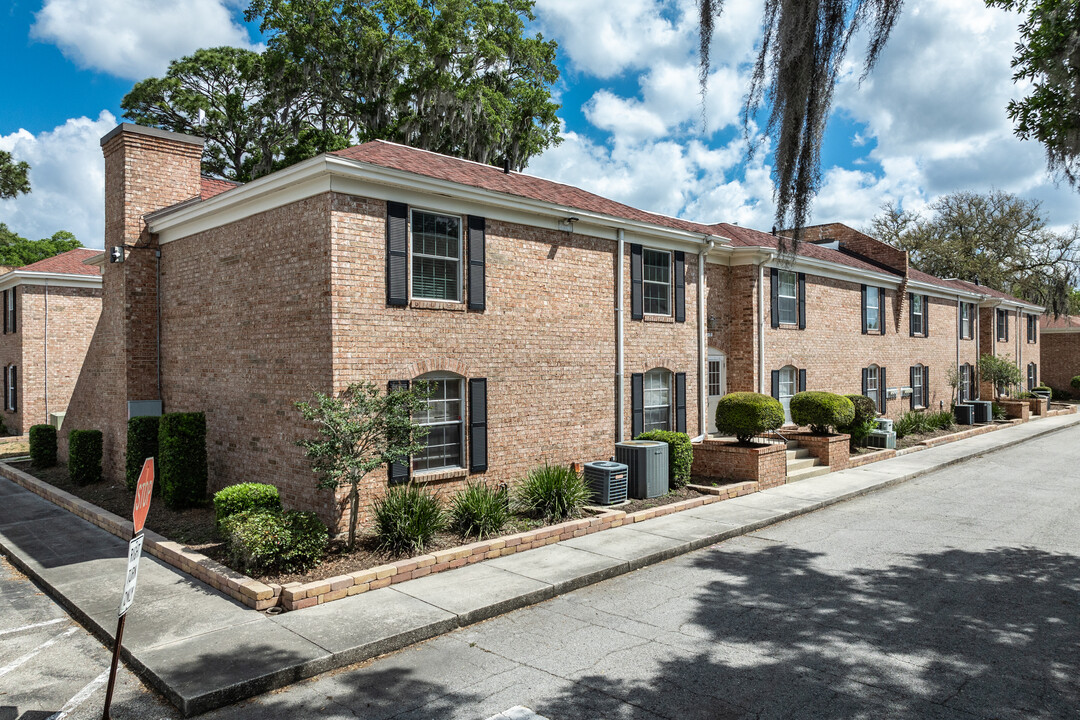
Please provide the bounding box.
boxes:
[691,440,787,488]
[788,432,850,471]
[1028,398,1049,416]
[1000,399,1030,421]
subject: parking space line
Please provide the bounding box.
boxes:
[0,626,77,678]
[45,669,110,720]
[0,617,66,636]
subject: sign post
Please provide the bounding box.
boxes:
[102,458,154,720]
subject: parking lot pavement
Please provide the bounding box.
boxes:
[0,556,173,720]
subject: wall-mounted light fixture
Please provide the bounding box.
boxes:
[109,246,124,263]
[560,216,580,233]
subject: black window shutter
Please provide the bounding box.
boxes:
[386,201,409,306]
[908,293,914,337]
[631,373,644,438]
[387,380,411,484]
[1005,311,1009,342]
[910,366,917,409]
[630,244,643,320]
[798,368,806,393]
[770,370,780,399]
[862,367,869,397]
[11,289,14,333]
[674,372,687,432]
[879,367,887,413]
[861,285,868,334]
[879,288,886,335]
[2,290,7,334]
[466,216,486,311]
[468,378,487,472]
[797,273,806,330]
[923,296,930,337]
[923,366,930,408]
[673,251,686,323]
[770,268,779,328]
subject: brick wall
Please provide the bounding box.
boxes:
[705,264,758,394]
[1041,332,1080,394]
[0,287,22,433]
[978,306,1039,397]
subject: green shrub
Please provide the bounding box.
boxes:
[789,391,856,434]
[1051,387,1072,401]
[68,429,103,486]
[1033,385,1051,393]
[221,509,328,575]
[159,412,207,509]
[28,424,57,468]
[714,392,785,444]
[125,416,160,492]
[838,394,878,449]
[1072,376,1080,391]
[992,402,1007,421]
[373,484,446,555]
[213,483,282,530]
[634,430,693,489]
[449,482,509,539]
[895,411,929,439]
[1017,391,1035,399]
[515,463,590,522]
[926,410,955,431]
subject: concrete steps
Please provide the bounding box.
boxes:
[785,441,830,482]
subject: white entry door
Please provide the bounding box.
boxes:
[706,349,727,434]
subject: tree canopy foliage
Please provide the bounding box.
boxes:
[0,150,31,200]
[868,190,1080,315]
[122,0,561,181]
[0,225,81,267]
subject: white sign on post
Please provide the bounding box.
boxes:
[118,534,145,617]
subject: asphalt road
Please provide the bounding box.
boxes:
[4,424,1079,719]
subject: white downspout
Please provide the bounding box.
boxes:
[757,260,766,393]
[955,295,960,403]
[697,239,714,439]
[615,228,625,442]
[43,281,49,422]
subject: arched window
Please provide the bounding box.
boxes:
[413,372,465,472]
[643,368,672,433]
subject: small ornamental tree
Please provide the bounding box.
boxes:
[979,354,1023,398]
[296,381,432,550]
[945,365,961,406]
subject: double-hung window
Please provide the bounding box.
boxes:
[642,249,671,316]
[996,309,1009,341]
[4,289,14,334]
[413,374,465,471]
[959,363,972,403]
[643,368,672,432]
[960,302,973,340]
[865,364,880,410]
[1027,314,1037,343]
[5,365,15,411]
[411,209,462,302]
[865,288,882,333]
[911,365,924,408]
[911,294,925,336]
[777,270,798,325]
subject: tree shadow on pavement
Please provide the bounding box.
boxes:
[538,544,1080,720]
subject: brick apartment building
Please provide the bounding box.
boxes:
[1039,315,1080,395]
[0,250,103,435]
[60,123,1041,530]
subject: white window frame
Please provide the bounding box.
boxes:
[642,249,672,316]
[960,303,972,340]
[865,364,880,409]
[409,208,464,303]
[1027,363,1037,390]
[413,372,465,472]
[777,270,798,325]
[996,309,1008,341]
[865,288,881,333]
[911,295,925,336]
[643,368,672,432]
[912,364,924,408]
[959,363,971,403]
[6,365,14,411]
[5,289,13,334]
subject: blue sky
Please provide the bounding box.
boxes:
[1,0,1076,249]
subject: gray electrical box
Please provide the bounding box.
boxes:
[584,461,628,505]
[615,440,669,499]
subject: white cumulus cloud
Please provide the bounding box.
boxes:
[31,0,258,80]
[0,112,116,248]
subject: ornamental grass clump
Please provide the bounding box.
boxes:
[449,482,509,539]
[790,391,855,434]
[714,392,785,444]
[515,463,590,523]
[634,430,693,489]
[372,483,446,555]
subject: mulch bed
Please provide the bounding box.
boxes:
[597,485,709,514]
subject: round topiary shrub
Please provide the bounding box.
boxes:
[29,424,57,468]
[634,430,693,489]
[790,391,856,435]
[213,482,282,530]
[714,392,785,444]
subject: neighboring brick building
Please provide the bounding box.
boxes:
[1039,315,1080,396]
[61,123,1042,531]
[0,249,103,435]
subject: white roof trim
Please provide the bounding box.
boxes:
[0,270,103,292]
[1040,326,1080,334]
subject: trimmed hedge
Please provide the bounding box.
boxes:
[790,391,855,435]
[1072,376,1080,391]
[29,424,57,468]
[714,392,785,444]
[635,430,693,489]
[68,429,103,486]
[839,394,878,448]
[159,412,207,509]
[126,415,160,492]
[213,483,282,529]
[221,509,328,575]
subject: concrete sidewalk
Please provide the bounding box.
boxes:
[2,412,1077,716]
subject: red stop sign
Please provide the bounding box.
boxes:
[132,458,154,536]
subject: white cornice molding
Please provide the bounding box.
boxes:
[1039,326,1080,334]
[0,270,103,292]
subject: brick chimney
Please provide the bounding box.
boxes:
[62,124,204,480]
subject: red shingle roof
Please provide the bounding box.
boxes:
[944,278,1033,306]
[331,141,720,236]
[18,249,102,276]
[711,223,902,276]
[1041,315,1080,330]
[201,176,240,200]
